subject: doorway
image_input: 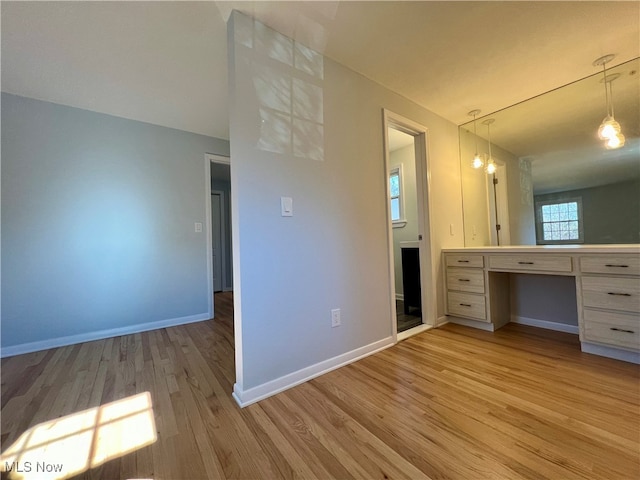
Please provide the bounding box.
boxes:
[383,110,436,340]
[211,191,224,292]
[205,153,232,318]
[486,161,511,246]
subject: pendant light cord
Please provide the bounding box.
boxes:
[602,61,612,117]
[608,79,616,118]
[473,113,479,154]
[487,122,493,160]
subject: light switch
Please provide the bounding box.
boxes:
[195,222,203,232]
[281,197,293,217]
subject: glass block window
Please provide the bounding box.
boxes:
[389,167,403,224]
[535,198,584,244]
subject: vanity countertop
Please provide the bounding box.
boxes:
[442,244,640,254]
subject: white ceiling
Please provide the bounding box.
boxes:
[3,1,638,142]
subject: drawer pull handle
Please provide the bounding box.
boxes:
[457,260,470,263]
[518,261,534,265]
[458,279,471,282]
[607,292,632,297]
[610,327,635,334]
[459,303,472,307]
[605,264,629,268]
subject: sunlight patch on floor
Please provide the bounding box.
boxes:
[1,392,156,480]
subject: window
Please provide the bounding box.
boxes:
[535,198,584,244]
[389,166,406,227]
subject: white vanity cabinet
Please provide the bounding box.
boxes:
[443,246,640,363]
[444,254,487,321]
[578,255,640,356]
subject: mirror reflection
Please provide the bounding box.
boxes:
[459,57,640,246]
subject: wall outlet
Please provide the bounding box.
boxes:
[195,222,203,233]
[331,308,341,327]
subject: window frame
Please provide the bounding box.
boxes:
[535,197,584,245]
[389,165,407,228]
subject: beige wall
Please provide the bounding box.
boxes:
[228,12,463,402]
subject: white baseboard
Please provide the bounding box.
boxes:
[397,323,431,341]
[232,336,395,408]
[0,312,212,358]
[436,315,449,327]
[510,315,579,335]
[395,293,404,301]
[581,342,640,364]
[446,315,496,332]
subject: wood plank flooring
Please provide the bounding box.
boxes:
[2,291,639,479]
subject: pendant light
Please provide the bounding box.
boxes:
[468,109,483,169]
[482,118,496,174]
[593,54,625,149]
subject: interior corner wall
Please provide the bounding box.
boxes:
[228,11,463,397]
[1,93,230,352]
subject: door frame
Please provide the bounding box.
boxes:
[485,160,511,246]
[205,153,231,319]
[382,109,436,342]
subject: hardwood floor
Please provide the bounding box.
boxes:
[2,292,639,479]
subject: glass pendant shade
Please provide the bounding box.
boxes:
[598,115,621,140]
[472,153,483,169]
[605,132,625,149]
[485,159,497,175]
[594,55,624,150]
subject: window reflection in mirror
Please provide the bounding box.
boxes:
[459,57,640,246]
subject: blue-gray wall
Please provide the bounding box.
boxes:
[534,180,640,244]
[1,93,229,351]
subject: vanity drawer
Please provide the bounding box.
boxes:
[446,268,485,293]
[580,256,640,276]
[489,255,573,273]
[581,276,640,313]
[447,292,486,321]
[445,254,484,268]
[582,309,640,351]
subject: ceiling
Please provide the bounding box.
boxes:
[3,1,638,143]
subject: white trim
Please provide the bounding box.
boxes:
[205,153,230,165]
[382,110,436,342]
[0,312,211,358]
[232,336,395,407]
[436,315,449,327]
[205,153,231,320]
[205,157,214,319]
[397,324,431,341]
[581,342,640,364]
[510,315,579,334]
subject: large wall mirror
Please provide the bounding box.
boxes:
[459,57,639,247]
